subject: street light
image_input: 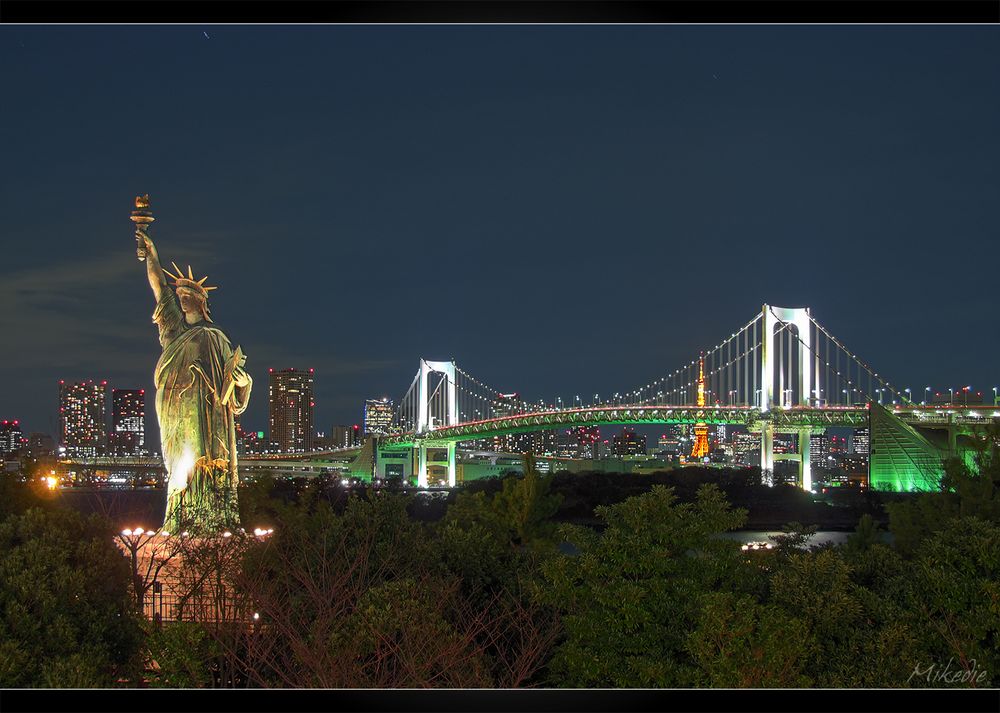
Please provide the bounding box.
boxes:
[904,387,912,404]
[925,387,931,405]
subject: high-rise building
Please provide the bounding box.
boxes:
[0,420,23,456]
[851,428,870,456]
[733,432,760,466]
[828,435,847,456]
[59,380,107,456]
[810,432,830,469]
[268,368,315,453]
[363,398,394,436]
[110,389,145,455]
[331,424,363,448]
[27,433,56,460]
[773,434,797,455]
[557,426,601,459]
[612,427,647,457]
[486,393,533,453]
[531,430,558,457]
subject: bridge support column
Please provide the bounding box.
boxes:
[447,442,456,488]
[760,421,774,486]
[417,445,428,488]
[799,428,812,492]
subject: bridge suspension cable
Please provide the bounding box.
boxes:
[390,305,912,436]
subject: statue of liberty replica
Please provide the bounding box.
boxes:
[132,196,253,532]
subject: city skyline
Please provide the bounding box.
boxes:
[2,26,999,440]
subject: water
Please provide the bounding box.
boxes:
[53,489,894,548]
[720,530,894,547]
[56,488,166,529]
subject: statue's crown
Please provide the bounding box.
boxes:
[164,262,217,299]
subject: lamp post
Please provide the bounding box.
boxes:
[904,387,912,404]
[925,387,931,405]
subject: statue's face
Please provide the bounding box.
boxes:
[177,289,204,318]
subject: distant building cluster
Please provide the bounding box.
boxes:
[52,381,148,458]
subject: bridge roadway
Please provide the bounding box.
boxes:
[377,403,1000,449]
[62,404,998,474]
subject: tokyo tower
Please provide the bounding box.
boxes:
[690,353,710,460]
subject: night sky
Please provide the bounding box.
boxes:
[1,26,998,441]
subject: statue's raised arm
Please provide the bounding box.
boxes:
[139,229,168,303]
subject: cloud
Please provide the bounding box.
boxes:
[0,246,210,372]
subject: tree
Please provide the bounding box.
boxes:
[687,592,813,687]
[0,507,145,686]
[538,484,748,687]
[905,517,1000,686]
[492,453,562,548]
[887,426,1000,558]
[844,513,880,555]
[181,492,558,687]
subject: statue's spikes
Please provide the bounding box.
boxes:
[187,265,194,280]
[204,286,218,291]
[170,261,183,278]
[196,276,208,286]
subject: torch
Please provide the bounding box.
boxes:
[130,194,155,261]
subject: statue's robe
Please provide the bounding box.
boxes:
[153,291,251,531]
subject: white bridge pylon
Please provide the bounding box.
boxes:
[416,359,457,488]
[760,304,813,491]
